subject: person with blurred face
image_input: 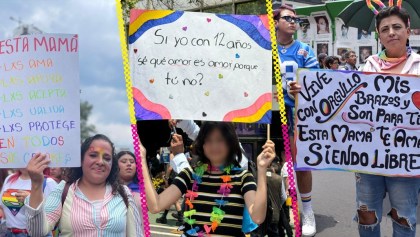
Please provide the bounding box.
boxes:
[25,134,144,236]
[289,6,420,237]
[142,122,276,236]
[274,4,319,236]
[168,120,258,234]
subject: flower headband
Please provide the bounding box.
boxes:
[366,0,402,15]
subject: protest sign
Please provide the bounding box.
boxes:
[0,34,80,168]
[295,69,420,176]
[129,10,272,123]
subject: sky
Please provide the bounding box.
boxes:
[0,0,133,150]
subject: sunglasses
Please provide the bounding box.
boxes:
[280,16,302,23]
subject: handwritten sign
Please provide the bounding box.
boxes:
[129,10,272,123]
[295,69,420,176]
[0,34,80,168]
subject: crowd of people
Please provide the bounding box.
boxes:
[318,50,358,70]
[0,3,418,237]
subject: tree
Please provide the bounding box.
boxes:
[80,101,96,141]
[121,0,142,20]
[122,0,236,12]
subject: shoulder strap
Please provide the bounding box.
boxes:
[61,182,71,207]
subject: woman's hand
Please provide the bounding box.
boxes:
[168,119,181,128]
[288,81,302,96]
[257,140,276,170]
[15,190,30,203]
[168,119,176,127]
[27,153,50,186]
[170,134,184,156]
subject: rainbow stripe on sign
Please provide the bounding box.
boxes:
[223,93,272,123]
[128,9,272,123]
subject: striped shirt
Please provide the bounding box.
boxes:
[173,167,257,237]
[25,180,144,237]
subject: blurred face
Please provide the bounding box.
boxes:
[82,139,113,185]
[50,168,63,179]
[203,128,229,165]
[275,9,298,35]
[118,154,136,182]
[347,52,357,66]
[330,60,339,69]
[378,15,410,54]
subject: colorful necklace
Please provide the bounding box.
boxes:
[183,163,242,237]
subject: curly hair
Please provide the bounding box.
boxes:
[66,134,128,207]
[116,150,139,184]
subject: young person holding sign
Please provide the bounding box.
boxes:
[274,5,319,236]
[142,122,275,237]
[290,5,420,237]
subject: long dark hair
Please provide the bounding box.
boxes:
[67,134,128,207]
[193,122,242,169]
[116,151,138,184]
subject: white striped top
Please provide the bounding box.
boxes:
[25,180,144,237]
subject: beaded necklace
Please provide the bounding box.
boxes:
[183,163,242,236]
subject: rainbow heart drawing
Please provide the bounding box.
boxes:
[413,91,420,110]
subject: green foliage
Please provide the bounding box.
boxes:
[80,101,96,141]
[121,0,141,19]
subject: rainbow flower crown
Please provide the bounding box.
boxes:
[366,0,402,15]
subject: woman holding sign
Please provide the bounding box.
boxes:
[142,122,275,237]
[354,6,420,237]
[290,5,420,237]
[24,134,144,237]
